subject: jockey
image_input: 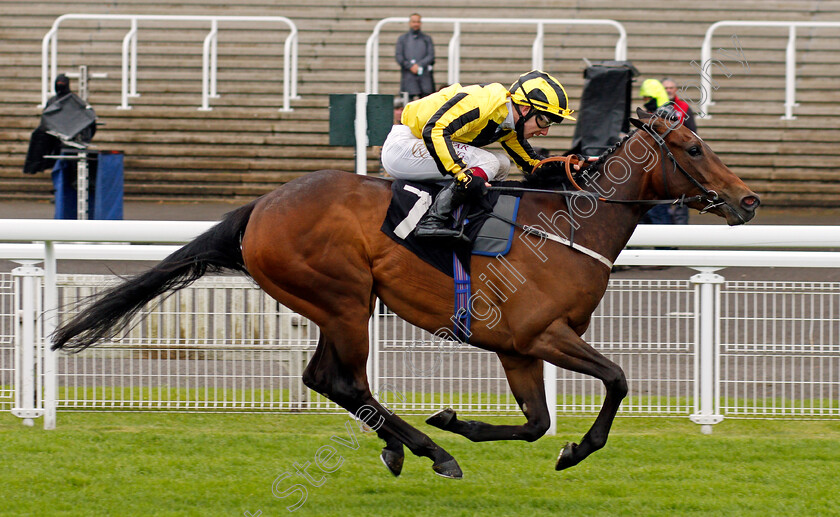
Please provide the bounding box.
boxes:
[381,70,576,240]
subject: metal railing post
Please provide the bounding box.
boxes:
[129,18,139,98]
[354,93,368,175]
[210,20,219,99]
[199,21,218,111]
[690,269,724,434]
[783,25,798,120]
[40,26,58,107]
[448,22,461,86]
[368,299,379,398]
[119,24,136,110]
[699,23,716,118]
[281,31,296,111]
[43,242,57,430]
[76,151,89,220]
[544,362,557,436]
[50,32,58,100]
[12,264,45,428]
[531,23,544,71]
[291,32,300,99]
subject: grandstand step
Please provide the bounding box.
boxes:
[3,0,840,205]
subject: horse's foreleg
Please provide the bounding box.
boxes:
[426,353,550,442]
[528,321,628,471]
[303,331,462,479]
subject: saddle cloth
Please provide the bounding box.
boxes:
[380,180,521,277]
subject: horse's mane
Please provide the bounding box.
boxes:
[519,129,639,189]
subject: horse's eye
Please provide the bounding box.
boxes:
[688,145,702,157]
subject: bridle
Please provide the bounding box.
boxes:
[480,120,748,267]
[636,121,731,216]
[533,122,743,221]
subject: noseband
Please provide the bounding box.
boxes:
[640,122,732,217]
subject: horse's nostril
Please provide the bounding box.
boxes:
[741,196,760,210]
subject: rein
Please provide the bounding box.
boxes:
[523,119,748,221]
[526,154,710,208]
[481,125,741,269]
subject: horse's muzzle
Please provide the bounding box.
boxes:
[727,193,760,225]
[741,195,760,212]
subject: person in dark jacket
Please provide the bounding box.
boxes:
[395,13,435,101]
[23,74,71,174]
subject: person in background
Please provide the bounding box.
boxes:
[393,95,406,124]
[661,77,695,224]
[639,78,670,115]
[662,77,697,133]
[23,74,93,175]
[638,79,674,226]
[395,13,436,101]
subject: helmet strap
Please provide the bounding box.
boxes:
[511,101,536,139]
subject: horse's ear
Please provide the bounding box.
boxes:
[629,118,645,129]
[636,107,652,119]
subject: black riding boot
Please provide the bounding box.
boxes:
[414,180,470,241]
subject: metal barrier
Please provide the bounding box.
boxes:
[700,21,840,119]
[365,17,627,94]
[40,14,299,111]
[0,273,17,419]
[2,221,839,434]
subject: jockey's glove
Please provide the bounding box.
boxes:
[453,168,488,196]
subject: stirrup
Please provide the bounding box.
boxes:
[414,222,469,242]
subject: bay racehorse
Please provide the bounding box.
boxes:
[53,108,759,478]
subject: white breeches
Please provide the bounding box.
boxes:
[381,125,511,182]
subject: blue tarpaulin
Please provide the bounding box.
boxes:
[51,150,123,220]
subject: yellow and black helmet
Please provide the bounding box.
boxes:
[509,70,576,122]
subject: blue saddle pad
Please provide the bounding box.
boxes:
[380,180,521,277]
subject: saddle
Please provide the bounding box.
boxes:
[380,180,521,277]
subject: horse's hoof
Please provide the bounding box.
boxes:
[555,442,577,471]
[432,458,463,479]
[380,448,404,477]
[426,408,456,429]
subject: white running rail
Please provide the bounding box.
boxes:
[3,221,840,433]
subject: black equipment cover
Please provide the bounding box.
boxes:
[570,60,638,157]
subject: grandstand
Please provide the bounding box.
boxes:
[1,0,839,206]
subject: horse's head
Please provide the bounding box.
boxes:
[629,107,760,225]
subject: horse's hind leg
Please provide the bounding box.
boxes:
[303,329,463,478]
[303,335,405,476]
[426,353,551,442]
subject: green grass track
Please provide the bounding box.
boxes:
[1,412,838,516]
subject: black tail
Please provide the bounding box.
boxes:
[52,200,258,352]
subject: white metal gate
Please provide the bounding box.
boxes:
[3,222,840,431]
[4,272,831,426]
[720,281,840,418]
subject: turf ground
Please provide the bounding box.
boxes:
[1,412,838,516]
